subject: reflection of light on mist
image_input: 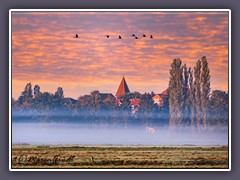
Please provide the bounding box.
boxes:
[12,122,228,146]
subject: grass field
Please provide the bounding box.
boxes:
[11,145,229,169]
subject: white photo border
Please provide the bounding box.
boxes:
[9,9,231,171]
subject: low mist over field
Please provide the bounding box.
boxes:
[12,122,228,146]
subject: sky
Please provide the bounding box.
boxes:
[11,11,229,100]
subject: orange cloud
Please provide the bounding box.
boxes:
[195,17,207,21]
[11,11,229,99]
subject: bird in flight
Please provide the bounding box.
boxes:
[106,35,110,38]
[75,34,78,38]
[118,35,122,39]
[132,34,136,37]
[150,35,153,39]
[135,36,138,39]
[143,34,146,37]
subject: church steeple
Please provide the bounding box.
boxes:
[115,76,130,98]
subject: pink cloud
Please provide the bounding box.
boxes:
[11,11,229,99]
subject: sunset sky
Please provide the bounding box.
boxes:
[11,11,229,99]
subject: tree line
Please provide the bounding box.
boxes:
[12,56,228,129]
[12,84,169,126]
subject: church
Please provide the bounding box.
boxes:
[114,76,169,114]
[115,76,130,98]
[63,76,168,111]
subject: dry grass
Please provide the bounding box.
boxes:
[11,145,229,169]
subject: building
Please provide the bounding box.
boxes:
[99,93,115,101]
[130,98,141,114]
[62,97,77,106]
[115,76,169,112]
[152,94,164,107]
[152,88,170,107]
[115,76,130,98]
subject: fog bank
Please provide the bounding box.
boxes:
[12,122,228,146]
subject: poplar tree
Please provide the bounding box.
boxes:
[194,59,202,130]
[169,58,184,130]
[200,56,211,129]
[183,64,189,126]
[188,68,196,129]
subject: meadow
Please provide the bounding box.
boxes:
[11,145,228,169]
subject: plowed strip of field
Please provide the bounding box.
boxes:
[11,145,228,169]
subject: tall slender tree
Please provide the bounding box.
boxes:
[169,58,184,130]
[188,68,196,130]
[194,59,202,130]
[200,56,211,129]
[183,64,189,126]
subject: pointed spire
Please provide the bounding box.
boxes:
[115,76,130,97]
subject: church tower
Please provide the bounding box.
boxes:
[115,76,130,98]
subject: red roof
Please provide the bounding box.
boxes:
[161,88,170,95]
[152,94,164,107]
[130,98,140,106]
[152,94,163,100]
[115,76,130,97]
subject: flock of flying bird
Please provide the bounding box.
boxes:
[75,33,154,39]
